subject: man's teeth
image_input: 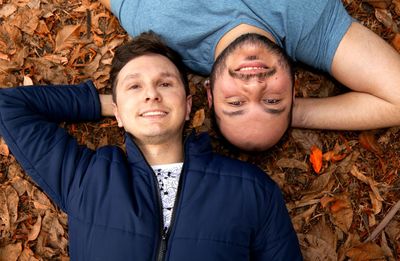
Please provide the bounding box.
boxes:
[142,111,167,116]
[238,66,265,71]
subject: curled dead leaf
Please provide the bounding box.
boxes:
[27,214,42,242]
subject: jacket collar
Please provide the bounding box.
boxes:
[124,131,213,165]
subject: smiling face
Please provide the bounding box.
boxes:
[113,54,191,145]
[210,34,294,151]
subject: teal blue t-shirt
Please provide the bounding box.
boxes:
[111,0,353,75]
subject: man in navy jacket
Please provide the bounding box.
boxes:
[0,32,302,260]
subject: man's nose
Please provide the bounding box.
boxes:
[145,86,161,102]
[241,78,267,93]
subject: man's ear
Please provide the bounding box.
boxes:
[112,102,124,127]
[204,79,213,109]
[185,95,192,121]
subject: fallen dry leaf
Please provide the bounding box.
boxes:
[375,8,398,33]
[364,0,391,9]
[394,0,400,16]
[359,131,383,156]
[346,242,387,261]
[0,242,22,261]
[392,33,400,52]
[192,108,205,128]
[275,158,309,172]
[321,193,353,233]
[55,24,82,52]
[291,129,322,153]
[310,145,323,174]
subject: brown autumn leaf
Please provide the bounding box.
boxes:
[298,219,338,261]
[385,220,400,242]
[298,233,337,261]
[375,8,399,33]
[321,193,353,233]
[393,0,400,16]
[350,165,384,203]
[0,3,17,17]
[192,108,205,128]
[27,214,42,242]
[392,33,400,52]
[9,7,40,35]
[346,242,387,261]
[310,145,323,174]
[290,129,322,154]
[18,246,40,261]
[275,158,309,172]
[359,131,383,156]
[55,24,82,52]
[369,190,382,215]
[0,242,22,261]
[0,137,9,156]
[364,0,391,9]
[291,204,317,231]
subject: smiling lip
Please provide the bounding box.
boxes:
[140,110,168,117]
[236,62,268,74]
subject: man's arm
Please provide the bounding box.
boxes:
[0,81,101,211]
[292,22,400,130]
[251,184,303,260]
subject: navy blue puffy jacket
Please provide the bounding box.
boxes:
[0,81,302,260]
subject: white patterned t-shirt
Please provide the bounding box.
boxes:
[151,163,183,232]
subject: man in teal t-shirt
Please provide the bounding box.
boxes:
[101,0,400,151]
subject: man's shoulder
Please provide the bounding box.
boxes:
[208,152,276,187]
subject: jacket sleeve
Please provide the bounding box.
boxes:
[0,81,101,212]
[251,183,303,260]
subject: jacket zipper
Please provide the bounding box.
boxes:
[153,142,189,261]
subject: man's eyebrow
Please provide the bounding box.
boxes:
[264,107,286,115]
[221,110,245,116]
[221,107,286,117]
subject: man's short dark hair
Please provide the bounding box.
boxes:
[110,31,190,102]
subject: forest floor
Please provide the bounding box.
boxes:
[0,0,399,260]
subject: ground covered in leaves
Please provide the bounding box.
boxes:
[0,0,399,260]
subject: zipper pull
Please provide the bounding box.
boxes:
[157,235,167,261]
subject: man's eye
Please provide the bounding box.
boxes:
[160,82,171,87]
[263,99,280,104]
[129,84,140,90]
[227,100,244,106]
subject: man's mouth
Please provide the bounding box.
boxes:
[140,110,168,117]
[237,66,267,73]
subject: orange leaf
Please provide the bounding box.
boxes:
[310,145,322,174]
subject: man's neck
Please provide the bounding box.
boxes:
[137,137,184,166]
[214,24,276,59]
